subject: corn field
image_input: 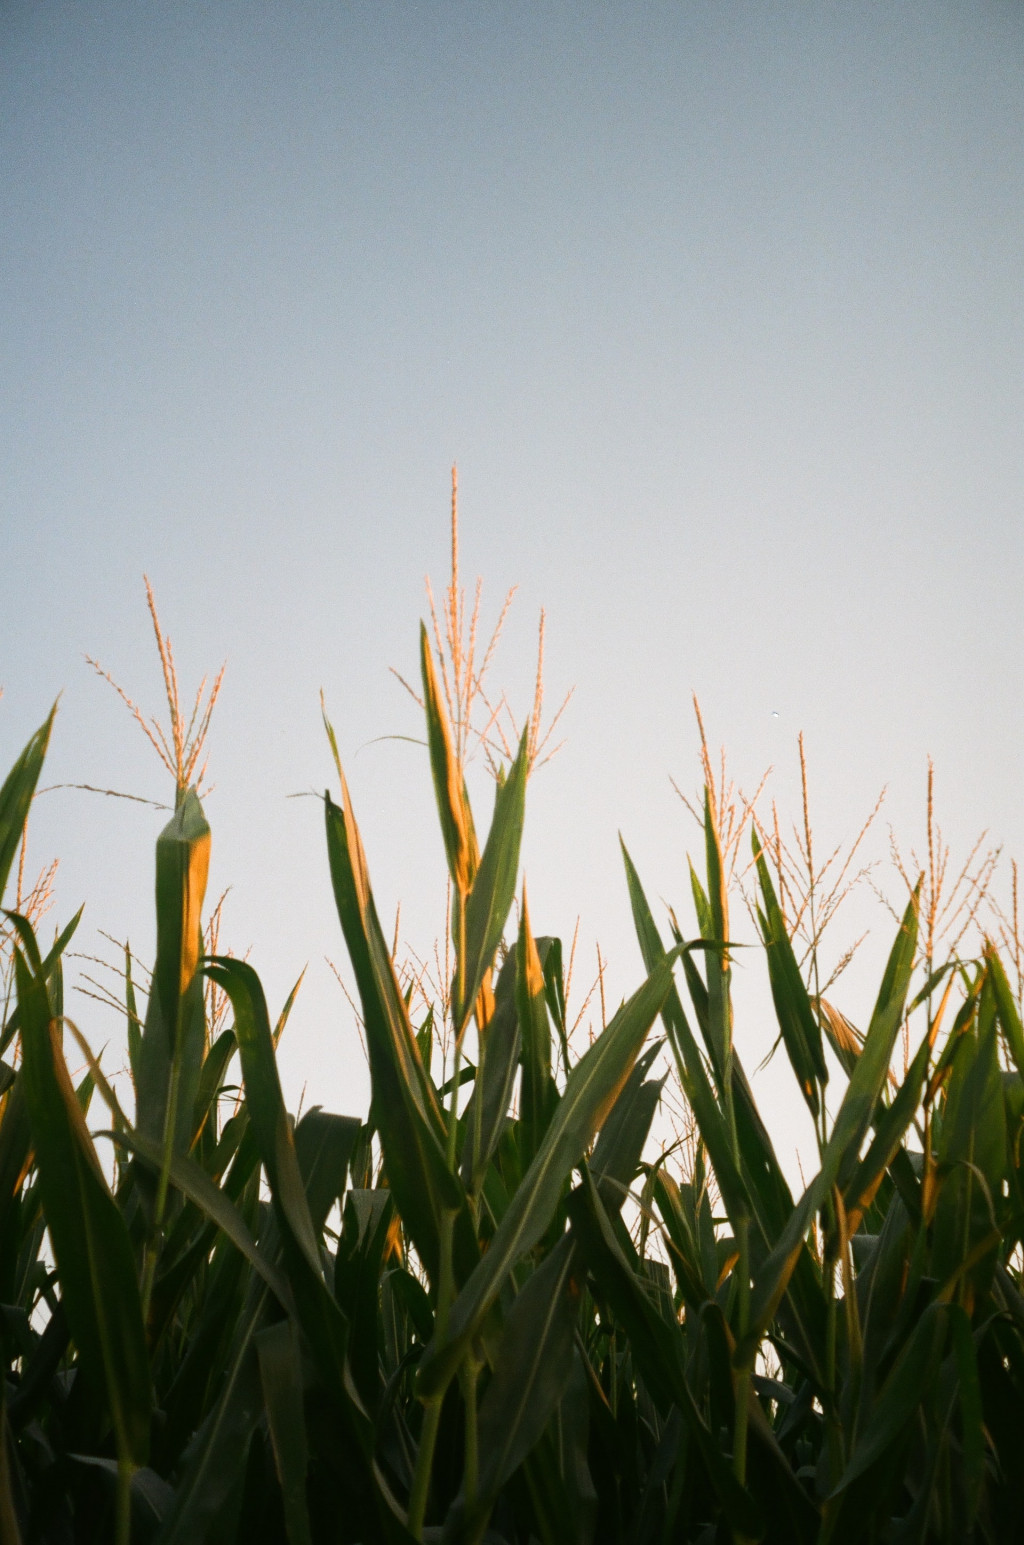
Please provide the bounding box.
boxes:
[2,577,1024,1545]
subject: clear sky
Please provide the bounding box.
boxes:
[3,2,1022,1161]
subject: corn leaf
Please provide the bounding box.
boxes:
[753,832,827,1116]
[110,1126,292,1310]
[417,957,674,1398]
[740,887,919,1361]
[829,1303,948,1495]
[14,928,151,1468]
[419,621,479,897]
[458,730,529,1031]
[324,779,464,1283]
[517,888,556,1169]
[0,908,83,1059]
[458,1232,580,1536]
[154,1296,268,1545]
[460,948,520,1192]
[0,706,55,909]
[256,1318,312,1545]
[567,1173,763,1540]
[988,942,1024,1079]
[135,791,211,1158]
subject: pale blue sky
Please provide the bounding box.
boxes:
[3,2,1022,1150]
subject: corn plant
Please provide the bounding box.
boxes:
[0,581,1022,1543]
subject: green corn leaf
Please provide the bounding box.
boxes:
[828,882,918,1196]
[191,1028,237,1147]
[125,940,142,1088]
[0,706,55,909]
[654,1169,718,1307]
[567,1173,763,1540]
[419,621,479,898]
[272,967,306,1050]
[201,957,363,1432]
[62,1018,132,1143]
[293,1107,361,1236]
[135,791,211,1158]
[932,973,1005,1297]
[753,832,827,1115]
[67,1457,174,1534]
[688,859,713,942]
[841,1025,933,1233]
[539,934,566,1035]
[0,1074,32,1304]
[14,929,151,1469]
[987,942,1024,1079]
[457,1233,581,1537]
[416,957,674,1399]
[700,789,735,1084]
[739,886,919,1363]
[457,729,529,1031]
[155,1295,268,1545]
[202,958,321,1278]
[110,1127,292,1310]
[830,1302,948,1495]
[324,776,466,1283]
[337,1188,399,1408]
[590,1043,663,1213]
[950,1303,984,1523]
[648,877,800,1306]
[256,1318,312,1545]
[620,843,749,1227]
[460,948,520,1192]
[518,887,556,1169]
[0,907,83,1059]
[538,934,570,1073]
